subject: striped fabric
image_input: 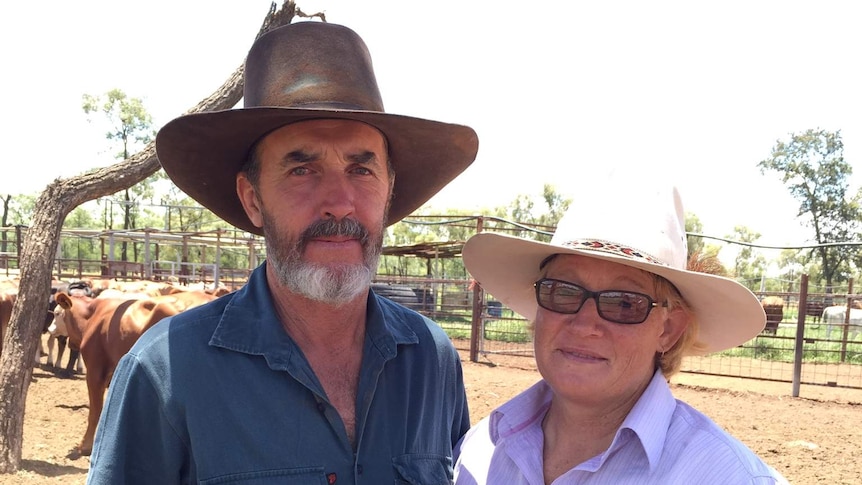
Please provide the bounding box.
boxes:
[454,372,789,484]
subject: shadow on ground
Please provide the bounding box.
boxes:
[20,459,88,477]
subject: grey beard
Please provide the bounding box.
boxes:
[263,215,383,306]
[272,256,377,306]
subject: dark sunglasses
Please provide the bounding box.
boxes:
[534,278,667,324]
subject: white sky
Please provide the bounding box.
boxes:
[2,0,861,259]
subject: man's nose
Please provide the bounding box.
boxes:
[318,174,355,221]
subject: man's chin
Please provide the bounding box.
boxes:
[275,260,372,302]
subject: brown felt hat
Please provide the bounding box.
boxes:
[156,21,479,235]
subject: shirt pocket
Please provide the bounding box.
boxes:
[200,466,329,485]
[392,453,453,485]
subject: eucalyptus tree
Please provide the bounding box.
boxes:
[82,89,156,261]
[485,184,568,242]
[535,183,570,229]
[1,193,36,227]
[727,225,767,290]
[758,129,860,293]
[0,194,37,265]
[0,3,297,472]
[775,248,806,293]
[685,212,705,259]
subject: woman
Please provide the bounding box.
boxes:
[454,181,788,484]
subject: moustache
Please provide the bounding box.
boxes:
[300,218,371,249]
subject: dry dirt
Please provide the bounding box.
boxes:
[5,344,862,484]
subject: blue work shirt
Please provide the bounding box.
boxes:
[87,264,470,484]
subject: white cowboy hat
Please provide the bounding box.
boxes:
[462,179,766,355]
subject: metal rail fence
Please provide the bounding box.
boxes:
[374,275,862,396]
[5,230,861,396]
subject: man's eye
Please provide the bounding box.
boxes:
[352,166,372,175]
[289,166,310,175]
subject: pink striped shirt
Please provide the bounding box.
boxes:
[454,371,789,484]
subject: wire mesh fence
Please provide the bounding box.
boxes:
[4,223,862,396]
[369,276,862,396]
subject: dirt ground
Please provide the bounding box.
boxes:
[5,344,862,484]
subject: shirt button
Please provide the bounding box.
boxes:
[356,464,363,475]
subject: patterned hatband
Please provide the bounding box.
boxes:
[560,239,669,266]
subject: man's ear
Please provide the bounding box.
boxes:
[236,173,264,228]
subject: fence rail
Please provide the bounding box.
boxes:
[3,249,860,397]
[369,275,862,397]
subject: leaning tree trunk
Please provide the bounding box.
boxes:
[0,1,299,472]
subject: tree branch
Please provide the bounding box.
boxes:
[0,0,298,472]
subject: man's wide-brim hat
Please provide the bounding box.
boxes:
[462,179,766,355]
[156,21,479,235]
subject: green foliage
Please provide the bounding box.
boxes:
[3,193,37,226]
[758,128,861,290]
[384,185,570,278]
[160,185,224,233]
[82,89,157,258]
[774,249,809,292]
[685,212,705,258]
[64,204,99,229]
[82,89,155,152]
[726,225,767,290]
[505,194,535,230]
[81,88,216,237]
[719,326,862,364]
[59,233,100,262]
[482,318,532,343]
[537,184,570,228]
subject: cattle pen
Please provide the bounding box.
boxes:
[3,224,862,398]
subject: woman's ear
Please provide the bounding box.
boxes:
[659,307,690,352]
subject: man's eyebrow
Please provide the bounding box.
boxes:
[346,151,379,165]
[281,150,318,164]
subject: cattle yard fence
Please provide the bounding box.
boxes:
[4,225,862,397]
[373,274,862,397]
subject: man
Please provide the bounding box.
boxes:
[87,21,478,484]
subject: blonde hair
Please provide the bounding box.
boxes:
[653,276,705,377]
[653,249,729,376]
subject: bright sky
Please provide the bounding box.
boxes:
[3,0,861,262]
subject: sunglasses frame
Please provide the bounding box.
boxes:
[533,277,667,324]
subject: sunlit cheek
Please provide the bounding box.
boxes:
[534,312,572,353]
[615,331,657,372]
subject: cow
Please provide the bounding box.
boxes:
[1,279,63,367]
[53,290,217,455]
[46,305,85,374]
[41,281,93,374]
[760,296,784,334]
[821,304,862,341]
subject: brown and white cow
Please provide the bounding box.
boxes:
[54,290,217,455]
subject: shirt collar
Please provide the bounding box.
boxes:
[489,380,552,444]
[487,371,675,473]
[613,369,676,472]
[209,263,419,370]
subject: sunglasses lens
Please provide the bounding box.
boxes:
[537,280,583,313]
[597,292,651,324]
